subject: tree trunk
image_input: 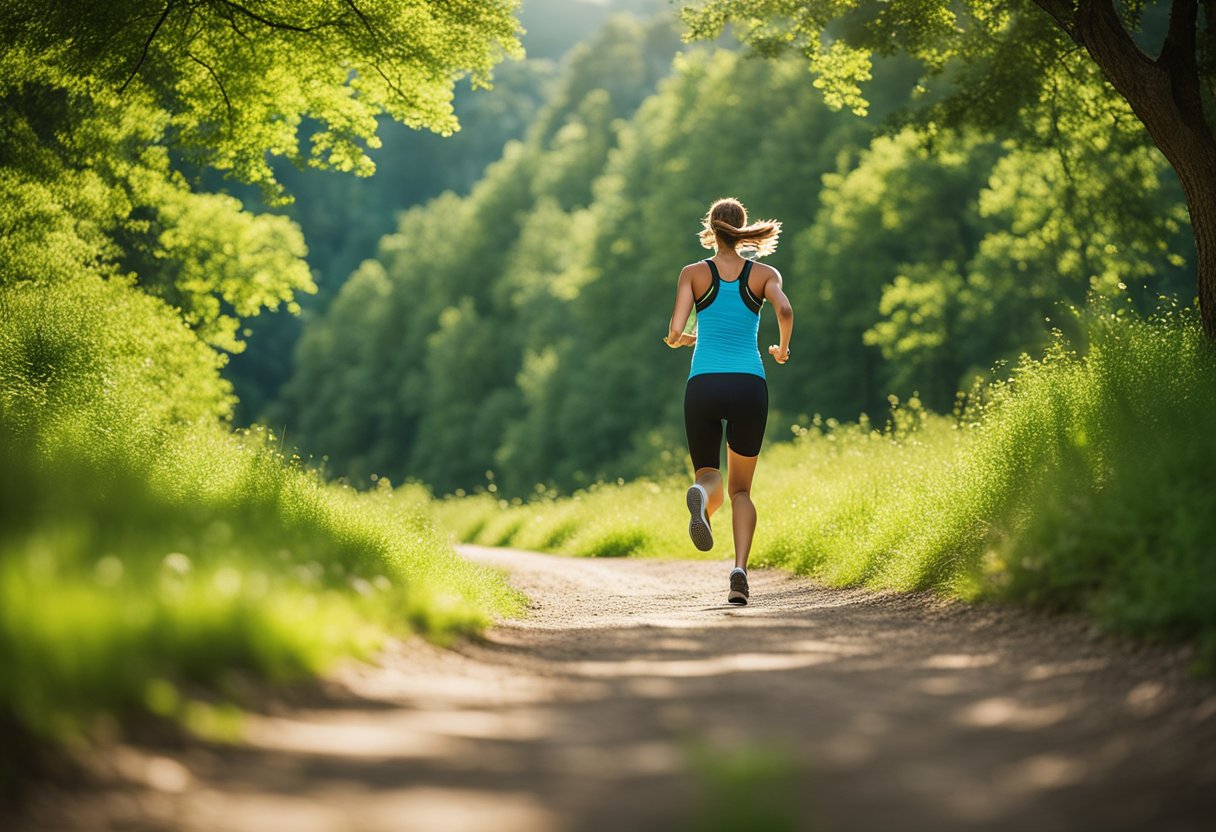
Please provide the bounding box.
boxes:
[1057,0,1216,337]
[1176,153,1216,338]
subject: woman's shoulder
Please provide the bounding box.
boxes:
[747,260,781,285]
[679,259,713,286]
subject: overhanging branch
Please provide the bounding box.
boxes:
[1029,0,1080,42]
[188,51,232,119]
[120,0,175,93]
[212,0,335,33]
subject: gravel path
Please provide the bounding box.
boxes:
[13,545,1216,831]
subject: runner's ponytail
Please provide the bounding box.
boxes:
[698,197,781,257]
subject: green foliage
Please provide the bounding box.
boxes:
[679,0,1074,132]
[794,56,1191,417]
[222,57,558,422]
[284,29,1190,497]
[0,276,521,748]
[0,428,522,743]
[2,0,523,358]
[788,128,1000,417]
[436,309,1216,671]
[0,274,234,446]
[0,0,529,761]
[277,13,686,492]
[0,79,317,353]
[1,0,522,191]
[991,303,1216,668]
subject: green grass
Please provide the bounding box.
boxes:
[0,275,522,772]
[437,304,1216,672]
[0,428,522,745]
[434,476,735,559]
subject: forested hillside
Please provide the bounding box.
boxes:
[281,16,1193,497]
[223,0,668,420]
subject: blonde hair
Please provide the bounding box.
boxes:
[698,197,781,257]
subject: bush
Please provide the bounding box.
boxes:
[0,276,522,754]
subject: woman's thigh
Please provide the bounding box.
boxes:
[723,374,768,459]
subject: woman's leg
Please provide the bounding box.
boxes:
[684,376,726,551]
[726,449,759,570]
[694,466,724,518]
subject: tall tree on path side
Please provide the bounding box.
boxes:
[681,0,1216,338]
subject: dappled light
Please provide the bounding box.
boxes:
[4,0,1216,828]
[20,547,1209,831]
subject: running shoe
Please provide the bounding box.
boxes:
[686,483,713,551]
[727,568,749,605]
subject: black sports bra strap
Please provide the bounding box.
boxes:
[738,260,762,313]
[695,259,720,311]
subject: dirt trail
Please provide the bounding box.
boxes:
[15,545,1216,832]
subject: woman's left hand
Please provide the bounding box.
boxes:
[664,332,696,348]
[768,344,790,364]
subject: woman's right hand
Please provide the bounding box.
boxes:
[768,344,790,364]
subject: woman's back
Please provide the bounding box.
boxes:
[689,258,766,379]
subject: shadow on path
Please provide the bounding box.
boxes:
[12,545,1216,832]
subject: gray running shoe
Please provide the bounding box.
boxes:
[727,568,749,605]
[686,484,713,551]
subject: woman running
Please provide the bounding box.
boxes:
[663,197,793,605]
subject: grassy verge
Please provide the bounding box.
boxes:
[437,305,1216,672]
[0,276,522,783]
[0,429,522,744]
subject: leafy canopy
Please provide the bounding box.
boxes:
[1,0,523,189]
[680,0,1168,133]
[0,0,522,352]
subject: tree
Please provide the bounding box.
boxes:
[278,13,684,489]
[1,0,522,191]
[681,0,1216,337]
[0,0,523,357]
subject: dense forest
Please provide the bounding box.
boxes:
[222,0,669,419]
[275,6,1193,496]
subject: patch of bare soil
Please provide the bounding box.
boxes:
[9,545,1216,831]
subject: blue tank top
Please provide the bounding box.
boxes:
[689,259,765,379]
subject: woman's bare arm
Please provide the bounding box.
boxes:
[764,268,793,363]
[664,265,697,348]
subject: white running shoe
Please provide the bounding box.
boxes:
[686,483,713,551]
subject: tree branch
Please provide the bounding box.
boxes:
[1158,0,1198,68]
[341,0,376,39]
[211,0,334,33]
[188,51,232,119]
[1074,0,1154,63]
[120,0,175,93]
[338,0,416,105]
[1029,0,1080,43]
[1072,0,1159,97]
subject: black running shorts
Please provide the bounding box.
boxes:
[683,372,769,471]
